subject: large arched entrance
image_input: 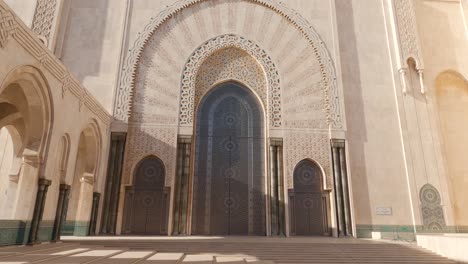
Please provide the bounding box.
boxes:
[290,159,327,236]
[123,156,168,235]
[192,82,265,236]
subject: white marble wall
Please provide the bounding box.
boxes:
[59,0,127,113]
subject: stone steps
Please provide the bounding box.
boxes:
[61,237,458,264]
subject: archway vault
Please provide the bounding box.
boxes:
[115,0,343,130]
[183,38,278,127]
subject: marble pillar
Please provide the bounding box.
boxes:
[269,139,284,236]
[173,136,191,235]
[28,178,51,244]
[88,192,100,235]
[331,139,352,237]
[52,184,70,241]
[100,133,126,235]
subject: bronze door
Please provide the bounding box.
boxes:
[192,82,265,236]
[123,156,167,235]
[290,160,325,236]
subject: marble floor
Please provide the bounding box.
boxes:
[0,236,461,264]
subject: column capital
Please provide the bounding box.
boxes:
[23,149,42,166]
[331,139,345,148]
[59,183,71,190]
[80,172,94,184]
[38,178,51,186]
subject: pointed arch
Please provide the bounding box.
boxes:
[180,36,279,127]
[114,0,341,129]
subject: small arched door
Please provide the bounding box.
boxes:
[290,160,326,236]
[123,156,168,235]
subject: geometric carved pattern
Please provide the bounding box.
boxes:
[393,0,424,69]
[181,35,280,127]
[419,184,446,231]
[122,126,177,187]
[31,0,57,44]
[0,6,16,49]
[115,0,342,129]
[285,131,331,189]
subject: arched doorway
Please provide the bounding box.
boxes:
[290,159,326,236]
[192,82,265,236]
[65,123,100,236]
[123,156,168,235]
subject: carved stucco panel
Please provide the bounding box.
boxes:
[284,131,332,189]
[31,0,58,44]
[181,35,281,128]
[123,126,178,187]
[394,0,424,69]
[115,0,342,130]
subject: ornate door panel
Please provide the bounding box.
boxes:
[192,82,265,236]
[290,160,325,236]
[123,156,168,235]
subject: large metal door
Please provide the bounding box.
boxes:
[192,82,265,236]
[123,156,167,235]
[290,160,325,236]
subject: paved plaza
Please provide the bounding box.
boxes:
[0,237,460,264]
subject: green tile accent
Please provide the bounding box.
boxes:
[0,220,31,246]
[356,224,468,242]
[61,221,89,236]
[38,220,55,242]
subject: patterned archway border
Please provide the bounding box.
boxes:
[180,34,280,127]
[114,0,342,129]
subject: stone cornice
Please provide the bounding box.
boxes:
[0,0,111,125]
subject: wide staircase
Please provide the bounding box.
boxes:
[0,237,460,263]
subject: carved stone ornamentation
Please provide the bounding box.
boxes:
[122,126,177,187]
[393,0,426,94]
[31,0,58,45]
[181,35,281,128]
[420,184,446,231]
[394,0,423,69]
[115,0,342,130]
[0,6,16,49]
[284,132,331,189]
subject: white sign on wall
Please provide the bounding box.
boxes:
[376,207,393,215]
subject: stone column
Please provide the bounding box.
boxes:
[339,147,352,236]
[276,144,285,236]
[331,141,345,236]
[13,150,41,221]
[52,184,70,242]
[100,133,126,235]
[332,139,352,237]
[173,136,191,235]
[269,139,284,236]
[269,145,278,235]
[88,192,101,236]
[28,178,51,244]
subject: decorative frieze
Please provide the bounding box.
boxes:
[0,5,15,48]
[0,1,111,125]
